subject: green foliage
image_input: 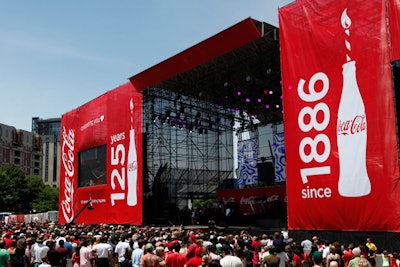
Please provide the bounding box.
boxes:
[192,199,216,210]
[0,164,59,213]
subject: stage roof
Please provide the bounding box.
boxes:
[129,18,283,125]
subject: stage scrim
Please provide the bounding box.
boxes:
[279,0,400,232]
[58,82,143,225]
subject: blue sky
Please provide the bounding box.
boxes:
[0,1,294,131]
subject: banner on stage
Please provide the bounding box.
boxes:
[279,0,400,231]
[58,82,143,225]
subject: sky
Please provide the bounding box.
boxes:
[0,1,294,132]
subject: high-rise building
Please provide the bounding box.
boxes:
[32,117,61,187]
[0,123,42,176]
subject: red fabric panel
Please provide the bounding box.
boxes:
[59,82,143,225]
[279,0,400,232]
[129,18,262,92]
[389,0,400,61]
[216,186,286,215]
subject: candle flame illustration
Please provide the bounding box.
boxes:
[341,8,351,29]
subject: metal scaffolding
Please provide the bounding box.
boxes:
[142,87,261,224]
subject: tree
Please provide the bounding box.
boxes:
[32,185,59,212]
[0,164,29,212]
[0,164,59,213]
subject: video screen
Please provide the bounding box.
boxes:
[78,145,107,187]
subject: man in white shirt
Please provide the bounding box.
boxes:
[220,244,243,267]
[115,235,130,267]
[92,237,113,267]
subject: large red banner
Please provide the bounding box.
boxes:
[390,0,400,61]
[59,82,143,225]
[279,0,400,231]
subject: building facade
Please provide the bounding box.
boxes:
[0,123,42,176]
[32,117,61,187]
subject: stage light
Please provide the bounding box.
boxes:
[264,89,269,94]
[246,98,250,103]
[276,104,280,108]
[269,91,273,94]
[258,98,262,103]
[237,91,241,96]
[265,105,270,109]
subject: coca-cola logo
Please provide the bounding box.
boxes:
[128,161,137,171]
[240,195,279,205]
[61,127,75,223]
[337,114,366,135]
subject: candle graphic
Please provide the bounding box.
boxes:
[127,98,138,206]
[337,8,371,197]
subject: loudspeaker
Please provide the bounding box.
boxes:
[258,162,275,185]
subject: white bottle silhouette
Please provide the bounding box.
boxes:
[127,99,138,206]
[337,8,371,197]
[337,61,371,197]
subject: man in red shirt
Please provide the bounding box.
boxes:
[342,244,355,267]
[166,242,186,267]
[186,234,198,260]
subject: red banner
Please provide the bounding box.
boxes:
[59,82,143,225]
[279,0,400,231]
[389,0,400,61]
[217,186,286,215]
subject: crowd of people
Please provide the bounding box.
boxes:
[0,222,394,267]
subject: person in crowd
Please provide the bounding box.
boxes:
[220,244,243,267]
[208,245,221,262]
[92,237,112,267]
[38,256,51,267]
[115,235,130,267]
[382,250,390,267]
[348,248,361,267]
[79,239,92,267]
[165,242,186,267]
[262,245,280,267]
[71,246,80,267]
[389,251,398,267]
[31,236,50,267]
[355,258,371,267]
[311,251,323,267]
[341,244,354,267]
[56,240,68,267]
[140,243,159,267]
[47,241,62,267]
[0,238,11,267]
[184,247,203,267]
[326,245,341,267]
[365,248,376,267]
[322,241,331,266]
[365,240,376,254]
[155,246,166,267]
[3,233,13,250]
[272,232,286,267]
[185,235,198,260]
[300,238,312,256]
[132,239,145,267]
[10,238,29,267]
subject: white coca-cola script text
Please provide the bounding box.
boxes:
[61,127,75,223]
